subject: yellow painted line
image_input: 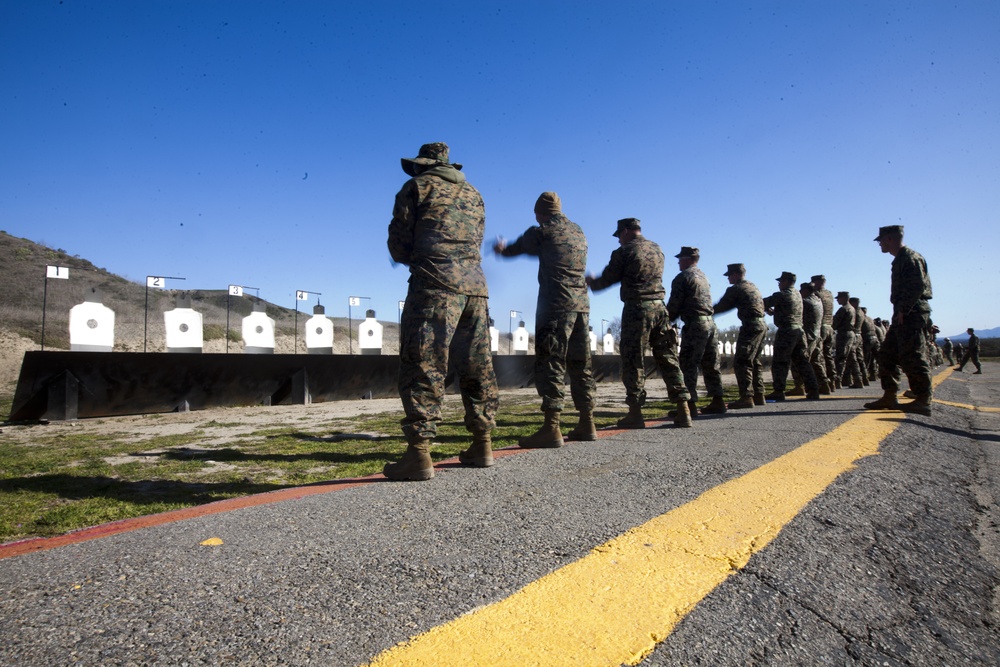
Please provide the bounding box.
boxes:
[933,367,1000,411]
[933,399,1000,413]
[364,410,904,667]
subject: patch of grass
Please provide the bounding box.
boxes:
[0,397,548,543]
[0,384,763,543]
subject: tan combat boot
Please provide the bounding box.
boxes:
[383,440,434,481]
[863,391,901,410]
[700,395,728,414]
[518,410,564,448]
[459,431,495,467]
[674,400,693,428]
[616,404,645,429]
[786,384,806,397]
[818,380,832,395]
[728,395,755,409]
[899,393,931,416]
[753,392,766,406]
[567,411,598,441]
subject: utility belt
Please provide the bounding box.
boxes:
[682,315,714,324]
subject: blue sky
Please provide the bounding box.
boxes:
[2,1,998,338]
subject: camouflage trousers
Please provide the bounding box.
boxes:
[835,330,862,384]
[398,287,499,443]
[819,324,837,384]
[847,335,866,385]
[771,327,817,393]
[620,300,689,407]
[878,311,932,396]
[734,320,767,398]
[679,318,724,400]
[534,311,596,413]
[958,347,982,372]
[793,332,829,388]
[865,336,880,379]
[943,348,954,365]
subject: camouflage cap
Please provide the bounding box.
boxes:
[613,217,641,238]
[874,224,903,241]
[837,291,850,299]
[799,282,814,293]
[674,246,700,259]
[401,142,462,176]
[723,263,745,276]
[810,274,825,283]
[968,327,975,333]
[849,297,860,305]
[776,271,796,283]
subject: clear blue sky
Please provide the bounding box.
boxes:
[3,1,998,338]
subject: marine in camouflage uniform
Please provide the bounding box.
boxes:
[495,192,597,446]
[957,328,982,373]
[864,225,934,415]
[762,272,819,400]
[385,142,499,480]
[832,291,862,388]
[793,282,830,394]
[587,218,691,428]
[666,246,726,415]
[847,297,869,387]
[811,275,838,390]
[713,263,767,409]
[860,307,880,380]
[941,337,954,365]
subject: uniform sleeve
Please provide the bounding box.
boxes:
[501,226,543,258]
[892,250,932,317]
[387,181,417,265]
[713,286,736,315]
[589,248,624,292]
[665,273,686,321]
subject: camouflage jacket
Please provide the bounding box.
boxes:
[802,293,823,340]
[763,287,803,330]
[589,236,666,302]
[666,265,714,322]
[815,288,835,326]
[890,246,932,318]
[861,313,877,340]
[387,165,488,296]
[968,333,980,352]
[500,213,588,317]
[832,303,856,333]
[713,279,765,323]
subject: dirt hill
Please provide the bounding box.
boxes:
[0,231,401,395]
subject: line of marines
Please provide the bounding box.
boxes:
[383,143,936,481]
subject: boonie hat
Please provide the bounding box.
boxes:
[401,142,461,176]
[675,246,699,259]
[776,271,796,283]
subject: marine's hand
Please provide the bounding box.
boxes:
[493,235,507,255]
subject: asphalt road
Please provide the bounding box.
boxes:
[1,364,998,666]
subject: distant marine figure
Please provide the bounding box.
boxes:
[956,328,982,374]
